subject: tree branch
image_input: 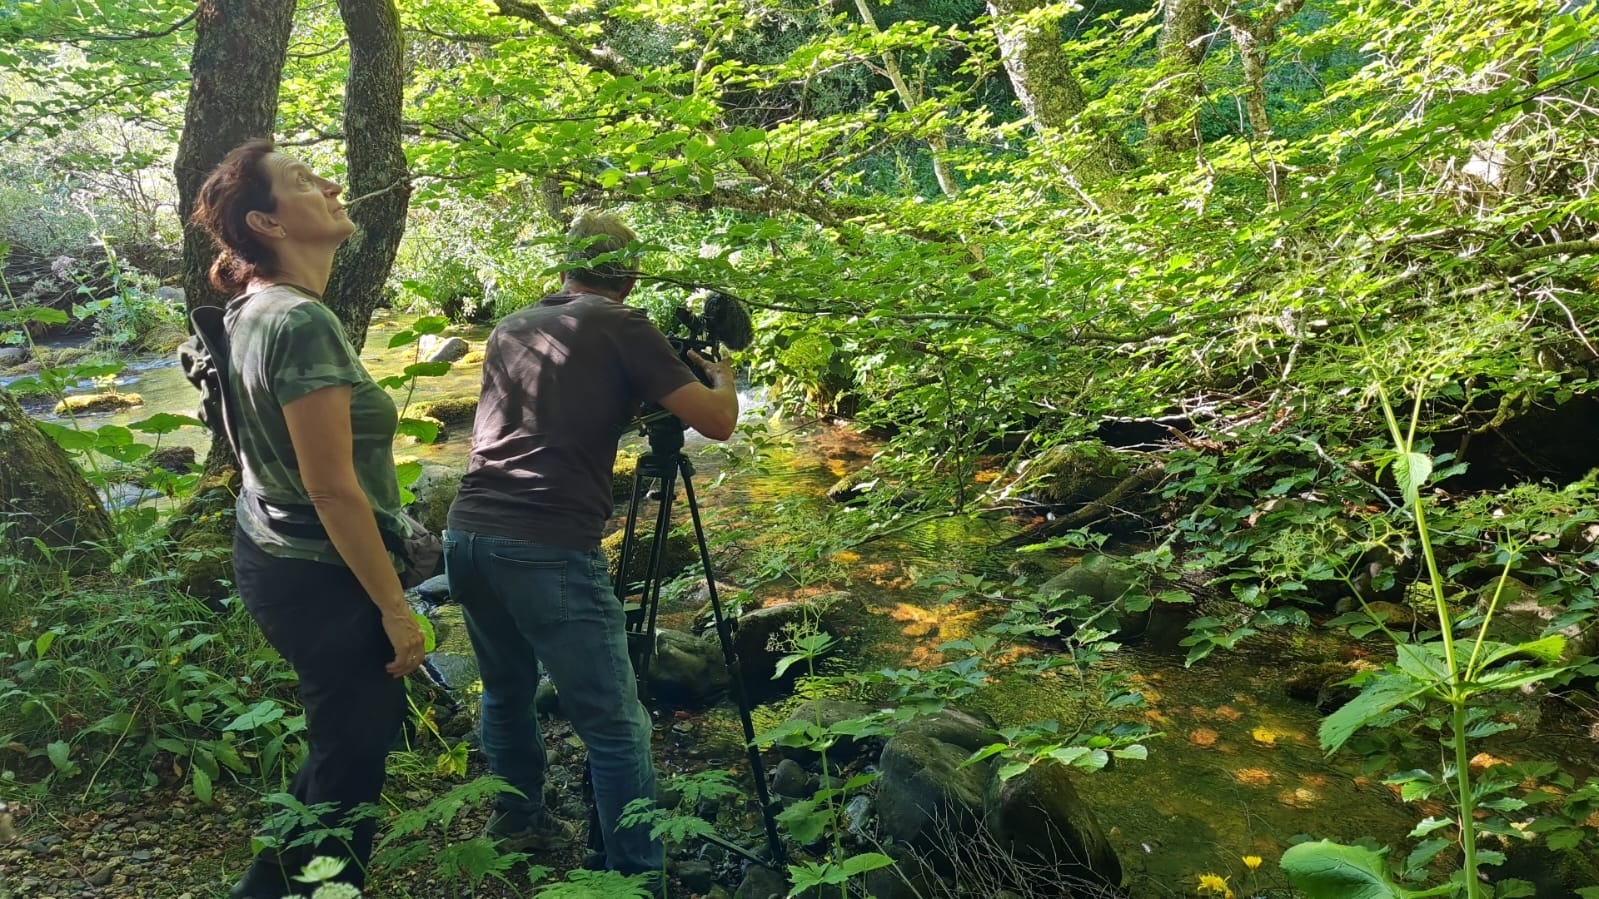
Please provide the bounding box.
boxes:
[48,9,198,44]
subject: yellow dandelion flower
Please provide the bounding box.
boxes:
[1242,854,1263,871]
[1197,873,1231,894]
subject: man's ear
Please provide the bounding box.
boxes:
[245,209,280,239]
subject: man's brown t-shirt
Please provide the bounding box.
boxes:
[447,292,697,548]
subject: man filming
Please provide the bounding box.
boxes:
[443,211,737,886]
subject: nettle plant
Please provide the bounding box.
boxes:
[1281,376,1599,899]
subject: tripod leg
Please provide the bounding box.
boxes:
[679,459,787,865]
[632,462,677,690]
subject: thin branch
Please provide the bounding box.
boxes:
[405,25,507,45]
[49,9,198,44]
[288,37,349,59]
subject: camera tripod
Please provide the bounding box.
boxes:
[583,410,786,868]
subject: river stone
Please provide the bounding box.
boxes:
[420,335,470,364]
[413,394,478,428]
[0,346,27,366]
[981,760,1122,891]
[876,732,991,857]
[1040,553,1160,640]
[405,462,461,536]
[900,707,997,754]
[732,864,788,899]
[602,526,697,588]
[54,392,143,414]
[769,758,810,798]
[724,600,840,684]
[1015,442,1130,507]
[148,445,196,473]
[647,628,730,704]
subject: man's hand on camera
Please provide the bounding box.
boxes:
[687,349,734,389]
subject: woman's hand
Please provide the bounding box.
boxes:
[382,610,426,677]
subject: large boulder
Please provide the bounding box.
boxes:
[874,718,1122,894]
[602,526,697,589]
[645,627,730,704]
[982,761,1122,892]
[718,600,841,685]
[1014,443,1131,508]
[876,732,991,861]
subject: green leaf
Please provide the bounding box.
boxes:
[46,740,76,775]
[34,630,57,659]
[396,417,440,444]
[416,612,437,654]
[411,315,449,336]
[1319,676,1429,753]
[191,765,213,803]
[1393,452,1433,501]
[776,798,829,845]
[35,420,97,452]
[128,412,204,434]
[1280,840,1451,898]
[840,852,895,876]
[388,330,417,348]
[403,361,453,378]
[225,700,285,732]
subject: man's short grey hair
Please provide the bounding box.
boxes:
[564,210,639,293]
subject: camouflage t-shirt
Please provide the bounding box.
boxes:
[225,284,405,570]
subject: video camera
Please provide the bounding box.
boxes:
[664,291,754,383]
[637,290,754,449]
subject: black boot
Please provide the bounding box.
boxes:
[229,859,293,899]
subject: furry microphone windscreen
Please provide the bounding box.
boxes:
[703,292,754,350]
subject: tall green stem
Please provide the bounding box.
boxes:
[1450,700,1481,898]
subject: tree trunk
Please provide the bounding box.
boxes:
[0,388,113,570]
[324,0,411,352]
[1145,0,1212,152]
[173,0,299,315]
[985,0,1138,180]
[172,0,298,473]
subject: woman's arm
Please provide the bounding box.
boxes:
[282,384,423,677]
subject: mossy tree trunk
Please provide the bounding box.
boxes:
[0,389,113,569]
[986,0,1139,182]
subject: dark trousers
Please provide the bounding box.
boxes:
[233,529,407,889]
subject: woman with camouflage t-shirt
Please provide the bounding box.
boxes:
[189,139,424,899]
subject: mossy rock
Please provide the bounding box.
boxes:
[413,395,478,429]
[54,392,144,414]
[1016,443,1130,507]
[165,467,240,546]
[612,451,640,501]
[601,526,697,588]
[39,347,93,367]
[461,351,486,365]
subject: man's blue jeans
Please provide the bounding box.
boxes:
[443,529,662,876]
